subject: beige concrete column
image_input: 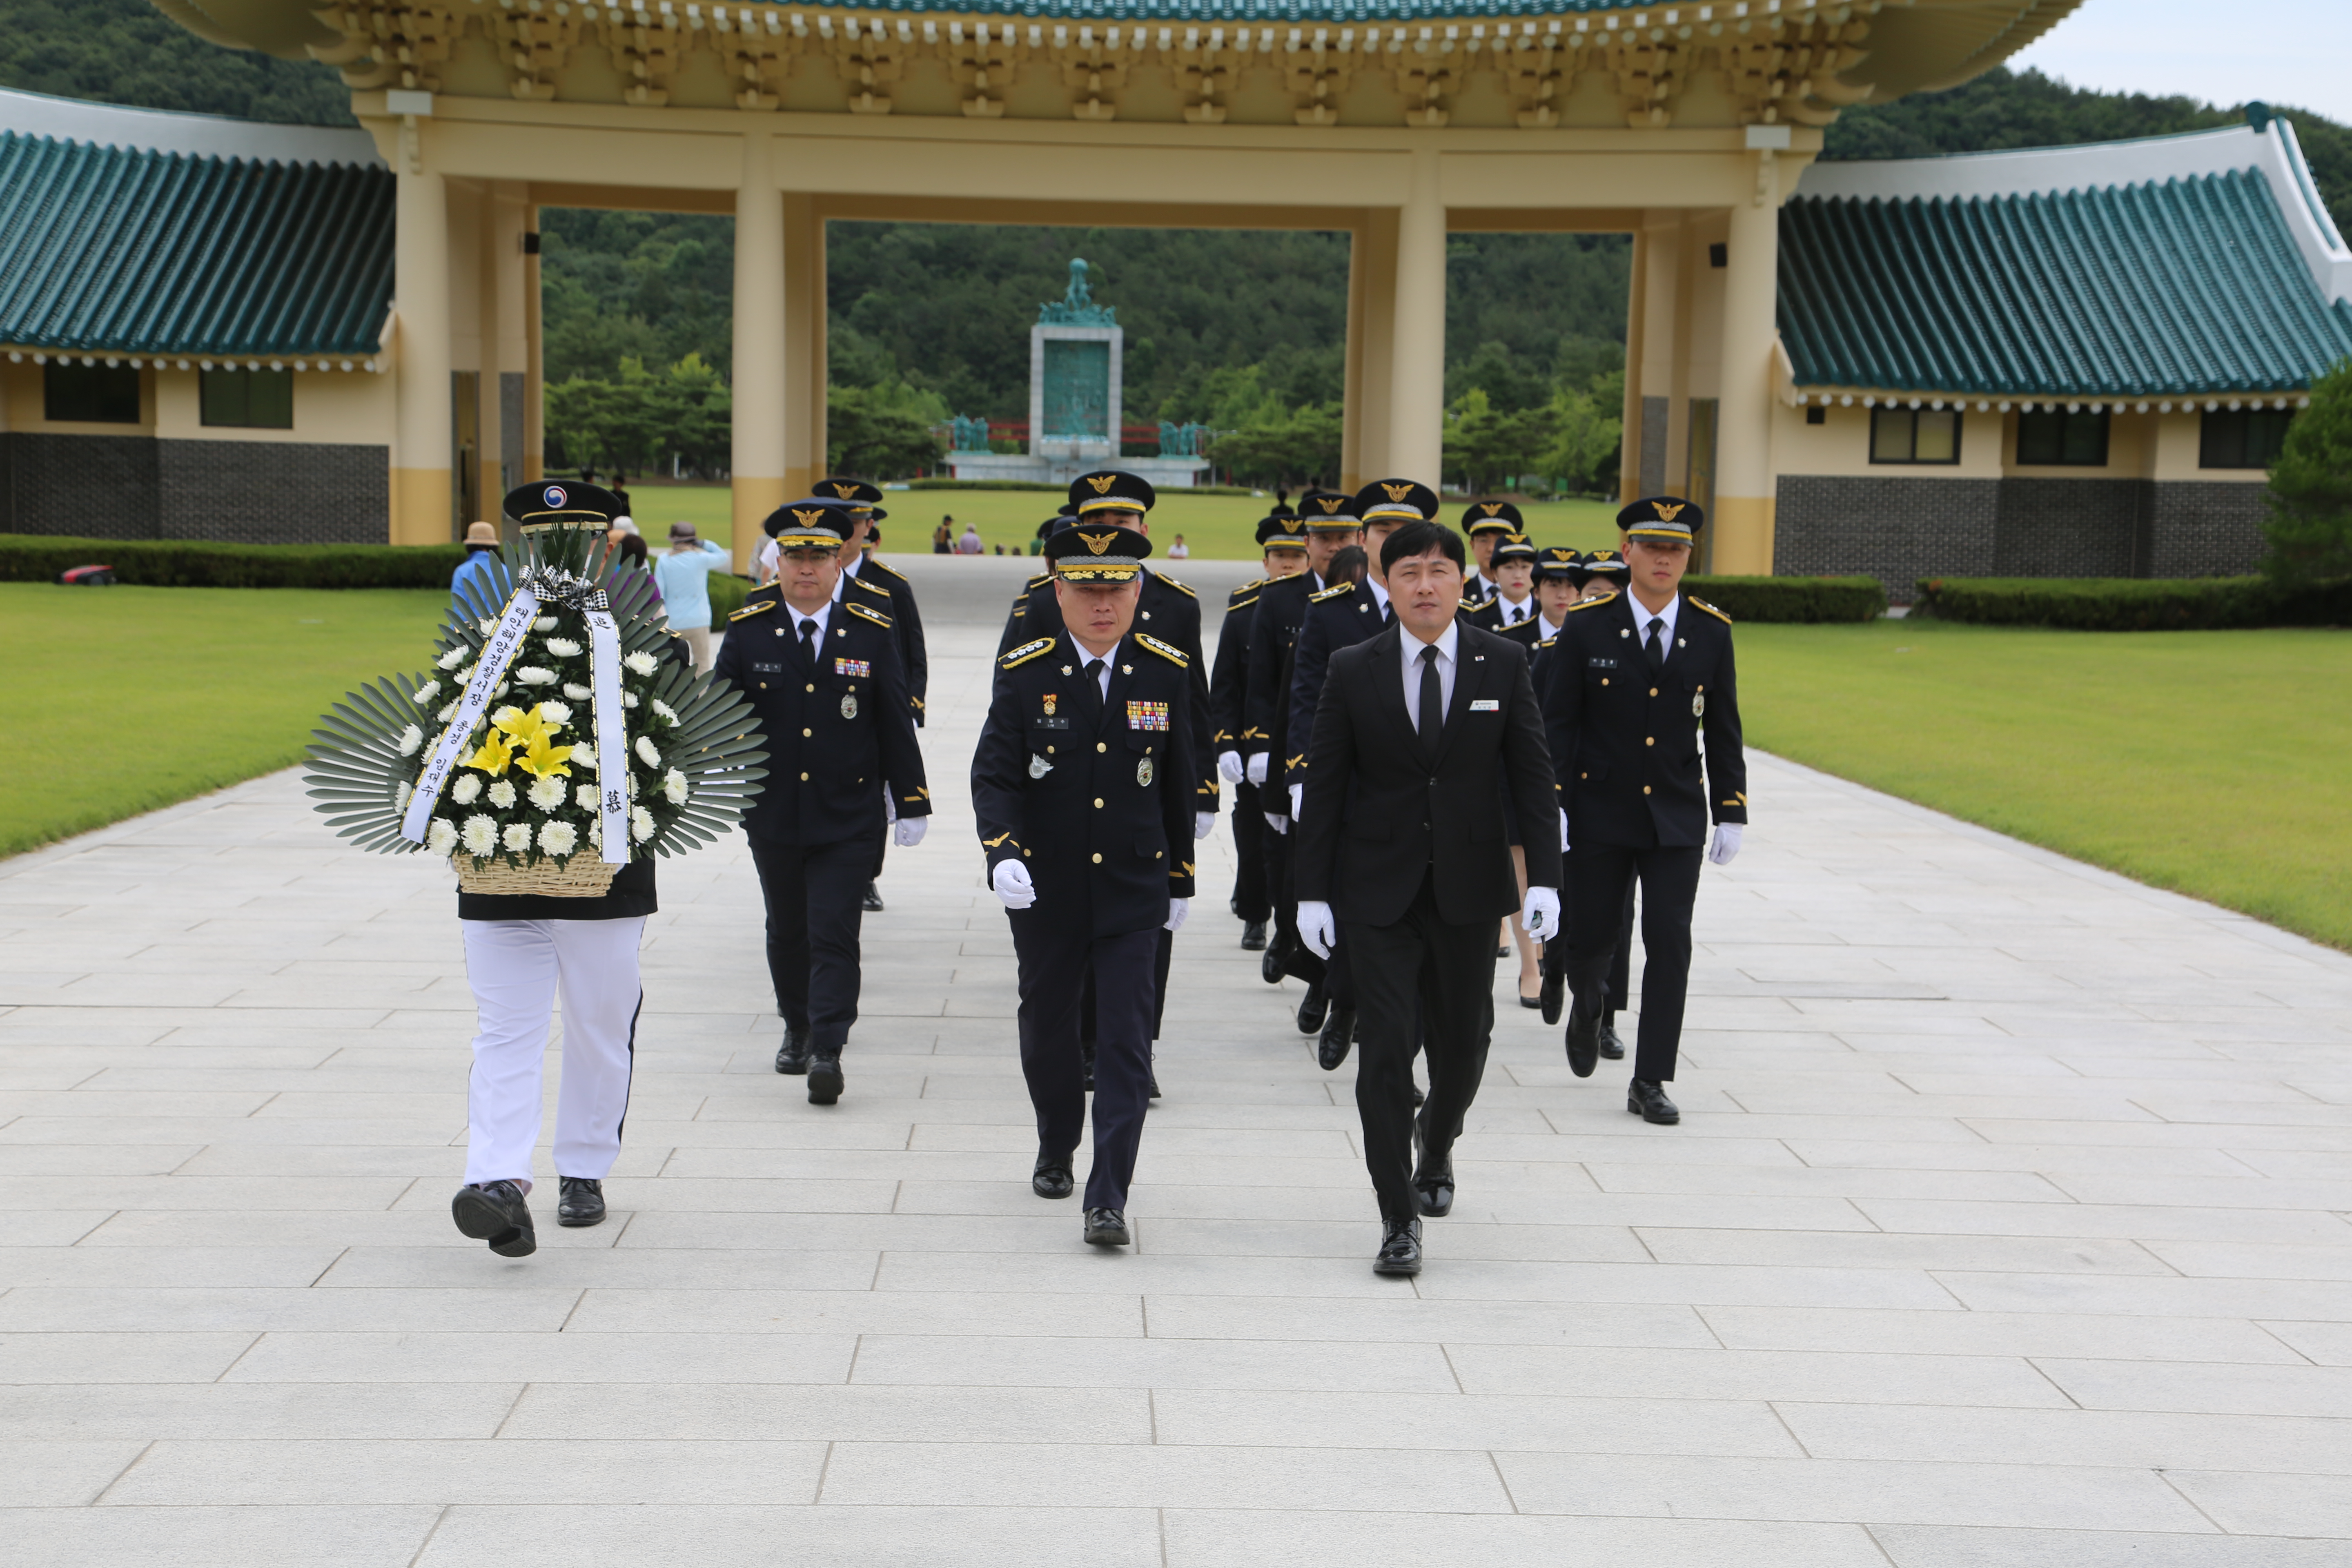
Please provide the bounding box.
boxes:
[784,193,827,503]
[1386,149,1446,484]
[1617,227,1648,505]
[488,182,533,500]
[731,134,787,574]
[1342,209,1397,490]
[1714,158,1781,575]
[1662,215,1696,501]
[391,160,452,546]
[523,202,543,485]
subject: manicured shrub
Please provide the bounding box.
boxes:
[1913,576,2352,630]
[2265,358,2352,584]
[1683,574,1886,623]
[0,535,467,589]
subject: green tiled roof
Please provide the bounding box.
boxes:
[0,130,392,358]
[1780,167,2352,398]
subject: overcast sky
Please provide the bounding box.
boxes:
[2010,0,2352,123]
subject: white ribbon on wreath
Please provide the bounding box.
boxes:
[401,587,543,846]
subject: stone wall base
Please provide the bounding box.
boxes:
[0,434,389,544]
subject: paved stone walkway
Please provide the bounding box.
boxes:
[4,598,2351,1566]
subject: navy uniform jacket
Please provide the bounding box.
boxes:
[714,588,930,844]
[1207,577,1263,757]
[1000,567,1217,812]
[1241,570,1321,772]
[845,556,929,726]
[1540,590,1748,848]
[971,631,1199,939]
[1470,592,1540,635]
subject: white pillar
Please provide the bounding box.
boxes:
[1386,148,1446,484]
[1715,153,1781,575]
[392,162,451,545]
[731,133,787,574]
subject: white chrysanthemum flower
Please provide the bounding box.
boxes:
[454,666,475,686]
[437,701,460,724]
[651,698,679,726]
[513,666,557,686]
[437,646,468,670]
[450,774,482,806]
[588,817,602,846]
[537,820,579,857]
[528,774,568,811]
[460,814,497,855]
[394,724,423,757]
[502,822,533,853]
[623,651,658,676]
[663,768,688,805]
[395,780,414,810]
[477,618,498,635]
[627,771,639,800]
[624,693,639,708]
[495,682,510,697]
[630,805,655,843]
[544,637,584,658]
[575,781,601,809]
[426,817,458,856]
[538,700,572,726]
[634,736,661,767]
[572,751,598,774]
[488,780,517,808]
[413,679,441,705]
[563,682,592,701]
[491,705,521,727]
[534,616,559,632]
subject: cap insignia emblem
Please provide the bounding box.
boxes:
[543,484,567,508]
[1082,531,1115,555]
[1481,503,1503,516]
[1316,497,1342,513]
[792,508,824,527]
[1381,482,1412,502]
[1653,501,1686,522]
[1087,474,1118,494]
[831,483,856,498]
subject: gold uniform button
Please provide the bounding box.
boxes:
[758,682,768,690]
[1645,737,1655,746]
[1649,687,1658,697]
[1642,785,1652,795]
[1093,797,1104,809]
[805,683,815,693]
[1600,677,1609,686]
[802,728,812,737]
[1096,742,1107,753]
[1091,852,1102,864]
[800,771,810,781]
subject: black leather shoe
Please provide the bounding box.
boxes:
[451,1180,536,1257]
[806,1053,843,1106]
[1411,1152,1454,1218]
[1147,1065,1162,1100]
[1032,1151,1074,1200]
[1229,895,1243,918]
[1564,1003,1601,1079]
[1296,982,1328,1035]
[556,1176,606,1227]
[1240,920,1267,951]
[1597,1016,1627,1060]
[1539,968,1564,1026]
[1628,1078,1680,1125]
[1374,1215,1422,1276]
[1084,1207,1130,1246]
[774,1027,811,1075]
[1518,986,1542,1010]
[861,882,884,912]
[1316,1007,1355,1071]
[1260,943,1285,984]
[1412,1084,1425,1108]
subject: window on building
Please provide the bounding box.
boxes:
[43,361,140,424]
[1804,405,1826,425]
[1869,405,1960,464]
[2200,407,2294,469]
[200,367,294,429]
[2016,406,2109,466]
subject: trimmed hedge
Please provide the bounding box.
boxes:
[906,478,1260,497]
[1913,576,2352,630]
[1683,574,1886,624]
[0,534,467,589]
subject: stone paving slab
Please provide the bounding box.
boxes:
[2,609,2351,1565]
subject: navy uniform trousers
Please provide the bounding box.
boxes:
[749,830,884,1053]
[1565,838,1702,1082]
[1011,914,1158,1211]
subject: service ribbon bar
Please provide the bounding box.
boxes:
[401,587,544,846]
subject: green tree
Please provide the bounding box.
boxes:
[1539,369,1625,498]
[1209,403,1343,487]
[2264,361,2352,584]
[1443,389,1555,494]
[827,384,945,479]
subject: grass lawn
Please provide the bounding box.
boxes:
[1,583,450,858]
[1740,617,2352,951]
[607,483,1623,562]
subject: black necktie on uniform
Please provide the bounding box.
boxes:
[1381,597,1395,627]
[797,616,819,669]
[1082,657,1105,727]
[1644,615,1666,672]
[1416,644,1442,753]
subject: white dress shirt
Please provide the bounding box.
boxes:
[1365,577,1392,620]
[1630,591,1681,661]
[1495,591,1535,626]
[1399,620,1459,733]
[787,599,833,646]
[1537,612,1564,642]
[1068,635,1116,697]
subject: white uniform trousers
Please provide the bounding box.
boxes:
[460,918,646,1189]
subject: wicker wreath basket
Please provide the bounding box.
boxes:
[450,853,622,898]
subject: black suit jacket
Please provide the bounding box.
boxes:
[1540,589,1748,848]
[1241,569,1319,768]
[713,590,930,844]
[1295,623,1559,928]
[970,630,1199,938]
[846,556,928,726]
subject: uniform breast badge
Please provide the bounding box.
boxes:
[1126,700,1169,732]
[833,657,871,678]
[1136,756,1154,787]
[1692,693,1705,718]
[1029,754,1054,779]
[840,693,858,720]
[1042,693,1058,717]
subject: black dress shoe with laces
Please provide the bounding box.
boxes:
[806,1053,844,1106]
[1539,968,1564,1026]
[451,1180,536,1257]
[1296,982,1329,1035]
[1084,1207,1130,1246]
[1240,920,1267,951]
[1374,1215,1423,1276]
[861,882,885,912]
[1597,1016,1626,1060]
[1316,1007,1355,1071]
[774,1027,811,1075]
[1564,1003,1601,1079]
[1411,1154,1454,1218]
[1628,1078,1680,1125]
[1261,943,1285,984]
[556,1176,606,1227]
[1032,1151,1074,1199]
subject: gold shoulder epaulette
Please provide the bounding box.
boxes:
[1024,572,1051,590]
[1229,578,1265,604]
[849,574,892,601]
[728,599,779,622]
[1566,594,1616,613]
[1309,581,1355,603]
[1689,595,1733,625]
[1228,594,1260,613]
[1136,633,1189,668]
[1537,635,1557,650]
[1457,597,1483,612]
[846,601,893,628]
[1154,572,1196,599]
[1000,637,1054,668]
[867,559,909,582]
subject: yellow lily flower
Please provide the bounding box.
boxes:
[462,729,514,776]
[498,704,563,753]
[514,733,577,779]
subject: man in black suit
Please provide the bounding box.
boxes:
[1294,502,1561,1277]
[1541,496,1747,1127]
[970,512,1197,1249]
[715,498,931,1107]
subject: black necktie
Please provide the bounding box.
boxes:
[1082,657,1105,726]
[1382,598,1395,627]
[1644,616,1666,671]
[797,616,818,668]
[1417,644,1441,753]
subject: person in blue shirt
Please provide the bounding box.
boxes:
[450,521,501,605]
[654,521,728,670]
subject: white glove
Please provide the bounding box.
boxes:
[1217,750,1245,784]
[1194,811,1216,842]
[1164,897,1189,933]
[1559,807,1570,853]
[1520,886,1560,943]
[1708,823,1744,865]
[1297,900,1336,960]
[1263,813,1290,835]
[1289,782,1303,820]
[894,817,927,849]
[991,858,1036,909]
[1245,752,1270,786]
[885,790,898,824]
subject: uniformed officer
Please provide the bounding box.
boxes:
[1541,497,1747,1126]
[971,519,1197,1248]
[1532,548,1630,1059]
[1459,500,1522,604]
[1209,511,1307,951]
[1470,532,1542,631]
[714,498,931,1107]
[1506,546,1584,657]
[1581,548,1630,599]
